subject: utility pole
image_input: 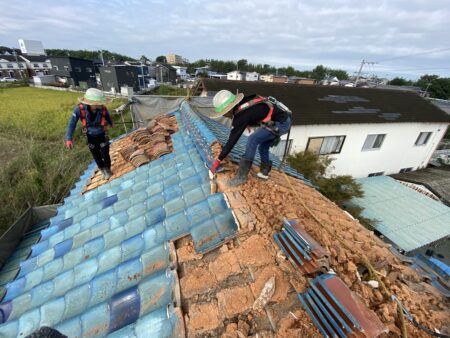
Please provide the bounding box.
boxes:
[99,50,105,66]
[354,59,377,86]
[12,50,23,79]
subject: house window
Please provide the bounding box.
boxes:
[399,167,413,173]
[7,63,13,68]
[33,63,39,68]
[74,67,81,72]
[42,63,48,68]
[64,66,69,71]
[53,65,59,71]
[271,139,293,158]
[0,64,2,68]
[368,172,384,177]
[362,134,386,151]
[86,67,92,73]
[306,136,345,155]
[415,132,432,146]
[19,63,24,68]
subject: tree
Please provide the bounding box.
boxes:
[156,55,167,63]
[140,55,150,64]
[287,151,377,229]
[388,77,412,86]
[237,59,248,71]
[311,65,327,80]
[415,75,450,99]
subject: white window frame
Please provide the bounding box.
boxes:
[53,65,59,71]
[414,132,432,146]
[33,63,40,68]
[64,66,69,71]
[306,135,346,155]
[362,134,386,151]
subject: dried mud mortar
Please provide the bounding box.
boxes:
[177,162,449,337]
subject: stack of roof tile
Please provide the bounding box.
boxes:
[298,274,387,337]
[274,219,329,275]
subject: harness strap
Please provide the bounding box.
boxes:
[235,96,274,123]
[79,103,88,135]
[78,104,107,136]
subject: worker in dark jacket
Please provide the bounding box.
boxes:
[65,88,114,180]
[210,89,291,186]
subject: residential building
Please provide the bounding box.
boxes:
[245,71,259,81]
[154,63,177,83]
[0,55,28,79]
[166,53,183,65]
[193,79,450,178]
[99,65,139,93]
[227,71,244,81]
[260,74,272,82]
[272,75,288,83]
[172,65,188,81]
[19,55,52,77]
[288,76,316,85]
[49,56,95,88]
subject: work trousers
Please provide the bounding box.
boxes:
[242,118,291,163]
[87,134,111,169]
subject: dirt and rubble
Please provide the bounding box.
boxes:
[177,160,450,338]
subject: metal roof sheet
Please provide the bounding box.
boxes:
[352,176,450,252]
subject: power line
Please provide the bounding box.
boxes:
[377,47,450,63]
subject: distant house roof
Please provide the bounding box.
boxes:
[352,176,450,252]
[0,55,24,62]
[156,63,176,71]
[390,166,450,206]
[194,79,450,125]
[47,56,93,63]
[20,55,50,62]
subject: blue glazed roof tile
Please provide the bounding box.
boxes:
[0,107,241,337]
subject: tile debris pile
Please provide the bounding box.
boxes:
[83,114,178,193]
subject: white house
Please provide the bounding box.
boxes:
[227,71,244,81]
[260,74,272,82]
[20,55,51,76]
[196,79,450,178]
[172,65,188,80]
[245,72,259,81]
[0,55,28,79]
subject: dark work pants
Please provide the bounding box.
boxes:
[87,134,111,169]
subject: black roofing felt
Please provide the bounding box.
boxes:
[198,79,450,125]
[20,55,50,62]
[391,166,450,207]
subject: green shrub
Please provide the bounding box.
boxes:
[287,151,377,229]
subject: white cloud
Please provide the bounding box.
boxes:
[1,0,449,78]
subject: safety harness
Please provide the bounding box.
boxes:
[78,103,107,136]
[235,96,275,123]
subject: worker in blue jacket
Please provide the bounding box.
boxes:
[65,88,114,180]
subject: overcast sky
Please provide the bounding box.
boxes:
[1,0,449,79]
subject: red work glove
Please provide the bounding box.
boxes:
[210,159,221,174]
[65,140,73,149]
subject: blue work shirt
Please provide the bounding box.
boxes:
[66,104,113,140]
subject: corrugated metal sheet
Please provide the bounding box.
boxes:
[0,106,240,337]
[353,176,450,252]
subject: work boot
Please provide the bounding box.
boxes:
[103,168,113,180]
[227,158,253,186]
[257,161,272,180]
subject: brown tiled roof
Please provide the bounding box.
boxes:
[196,79,450,125]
